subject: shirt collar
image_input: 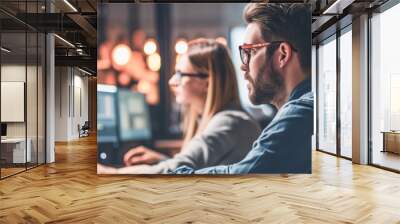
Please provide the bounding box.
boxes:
[288,78,311,102]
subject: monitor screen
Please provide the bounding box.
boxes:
[97,90,118,143]
[1,123,7,137]
[118,90,152,141]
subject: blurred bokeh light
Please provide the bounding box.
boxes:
[112,44,132,66]
[144,39,158,55]
[147,53,161,72]
[175,39,188,55]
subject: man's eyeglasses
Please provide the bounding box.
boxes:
[172,71,208,84]
[238,41,296,66]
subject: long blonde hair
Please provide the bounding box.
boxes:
[182,38,241,145]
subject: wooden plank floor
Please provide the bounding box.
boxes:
[1,167,26,178]
[1,135,400,224]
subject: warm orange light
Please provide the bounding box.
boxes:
[118,73,131,86]
[175,39,188,54]
[97,59,110,70]
[112,44,132,66]
[137,80,151,93]
[176,54,181,66]
[144,39,157,55]
[104,73,116,85]
[147,84,159,105]
[147,53,161,72]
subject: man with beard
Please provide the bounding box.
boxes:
[174,3,313,174]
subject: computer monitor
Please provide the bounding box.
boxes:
[117,90,152,142]
[97,86,153,167]
[97,85,119,165]
[97,91,118,143]
[1,123,7,137]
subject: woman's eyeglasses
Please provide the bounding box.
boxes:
[238,41,296,66]
[172,71,208,84]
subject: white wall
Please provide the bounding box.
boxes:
[1,65,35,138]
[55,66,69,141]
[54,67,89,141]
[71,73,89,138]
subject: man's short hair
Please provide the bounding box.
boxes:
[243,3,311,74]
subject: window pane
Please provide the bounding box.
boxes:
[371,3,400,171]
[318,37,337,154]
[340,29,352,158]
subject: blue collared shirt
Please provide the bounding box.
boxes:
[173,78,314,174]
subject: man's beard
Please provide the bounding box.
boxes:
[248,58,283,105]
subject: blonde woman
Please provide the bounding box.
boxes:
[98,39,260,174]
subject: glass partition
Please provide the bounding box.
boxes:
[370,3,400,171]
[27,30,38,169]
[339,27,352,158]
[0,1,46,179]
[317,35,337,155]
[38,32,45,165]
[1,30,28,177]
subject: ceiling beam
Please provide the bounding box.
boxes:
[67,13,97,45]
[55,55,96,68]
